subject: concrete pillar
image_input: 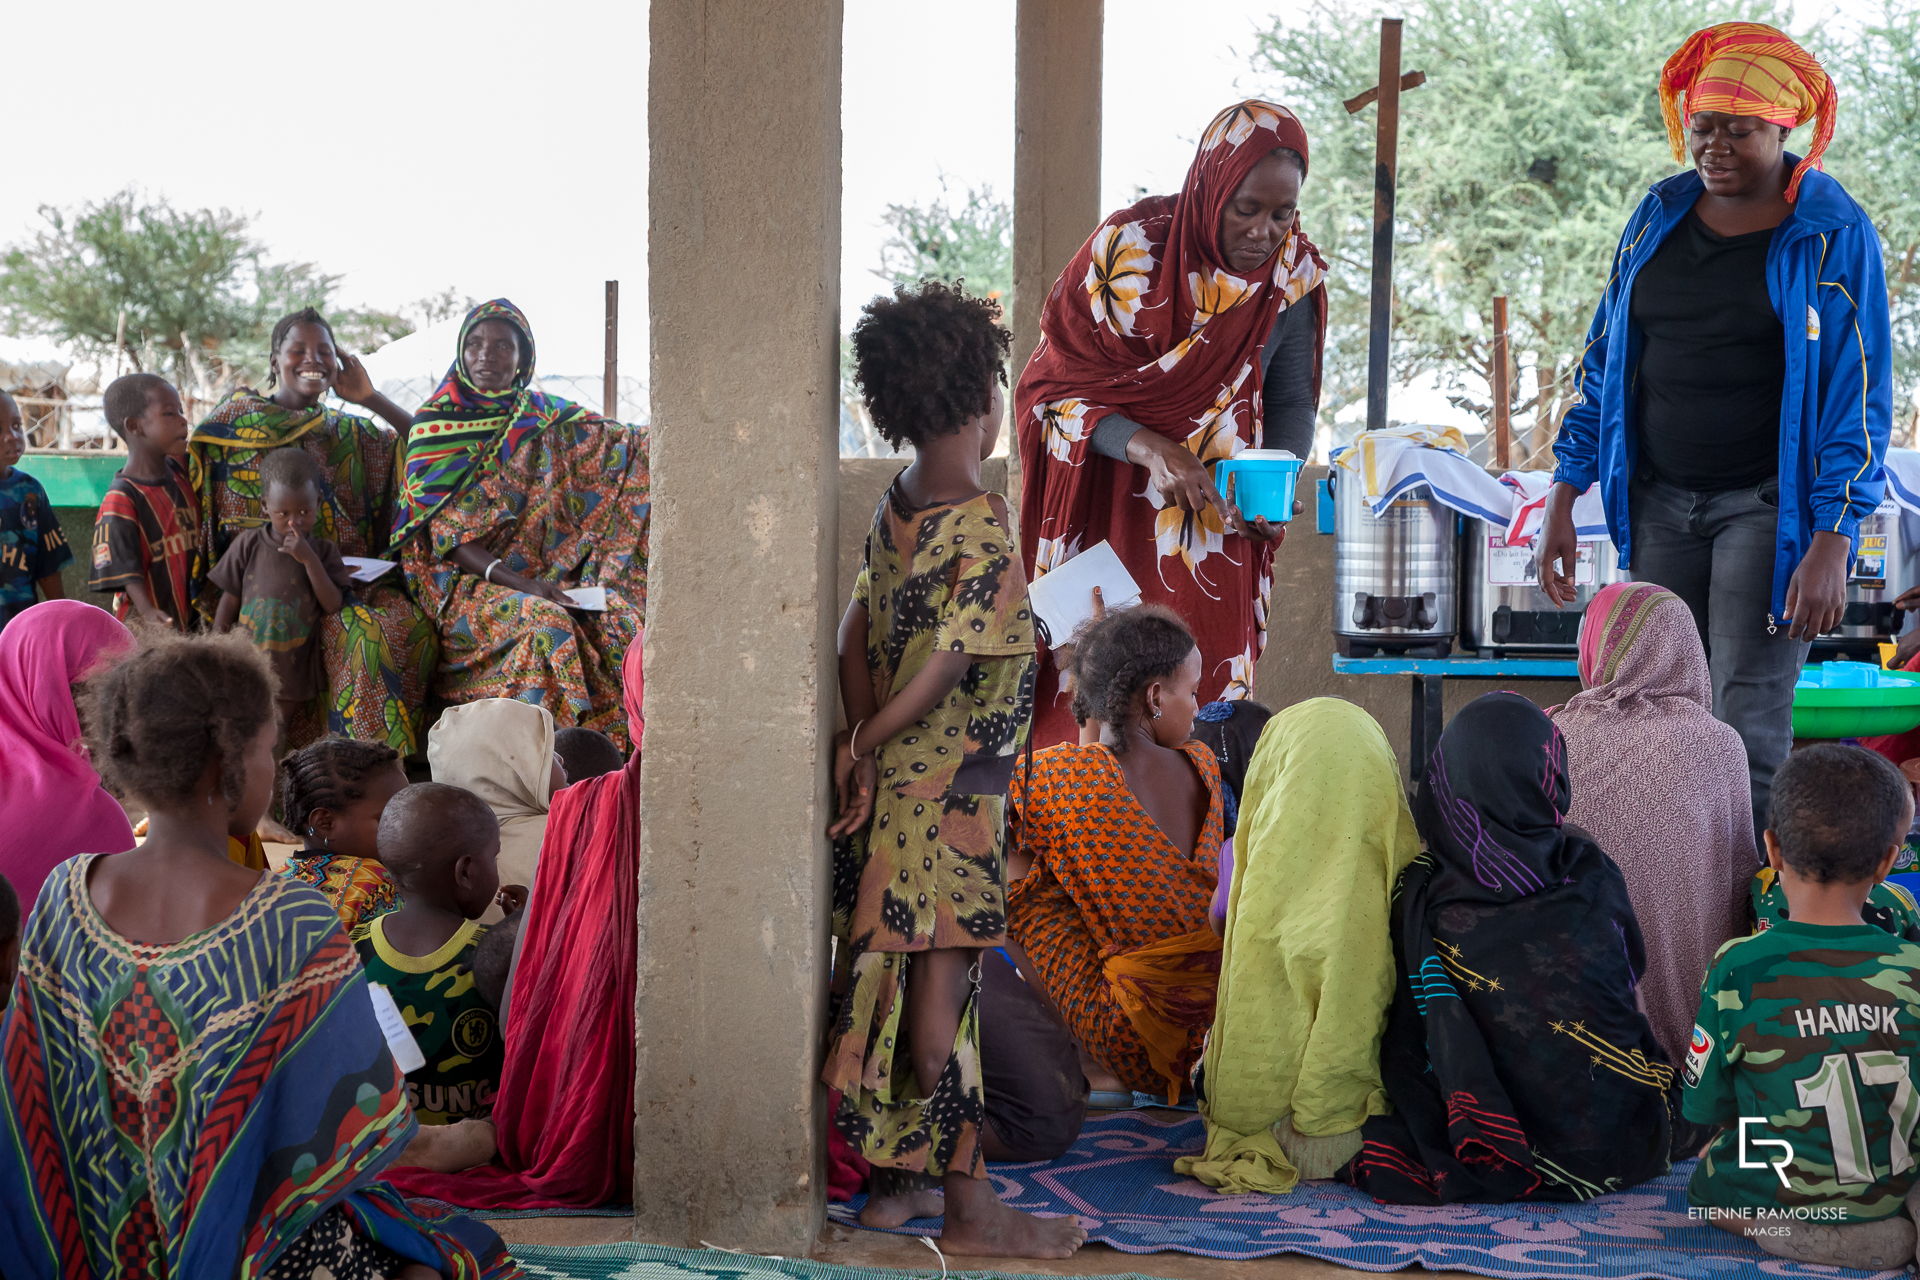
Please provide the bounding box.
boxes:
[1010,0,1104,472]
[640,0,842,1253]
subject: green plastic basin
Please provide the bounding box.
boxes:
[1793,666,1920,739]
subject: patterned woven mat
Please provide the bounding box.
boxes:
[829,1110,1904,1279]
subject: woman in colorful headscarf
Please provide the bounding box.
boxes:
[392,300,649,749]
[191,309,438,754]
[1540,24,1889,838]
[1176,698,1420,1196]
[1550,582,1753,1069]
[1015,100,1327,746]
[1344,693,1678,1204]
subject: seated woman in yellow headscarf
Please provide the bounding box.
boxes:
[1174,698,1419,1195]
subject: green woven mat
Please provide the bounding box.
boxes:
[507,1241,1176,1280]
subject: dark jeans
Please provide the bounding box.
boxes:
[1629,474,1809,839]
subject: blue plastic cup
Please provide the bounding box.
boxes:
[1213,450,1303,524]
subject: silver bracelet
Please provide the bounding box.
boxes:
[483,558,503,584]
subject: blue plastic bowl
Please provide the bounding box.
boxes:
[1213,450,1303,524]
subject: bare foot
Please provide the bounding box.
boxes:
[941,1196,1086,1259]
[859,1188,944,1228]
[1079,1048,1126,1099]
[392,1118,497,1172]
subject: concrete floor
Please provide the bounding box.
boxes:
[490,1213,1470,1278]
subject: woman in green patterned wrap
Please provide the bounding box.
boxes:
[190,309,437,754]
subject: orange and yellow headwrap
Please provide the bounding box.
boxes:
[1659,22,1835,201]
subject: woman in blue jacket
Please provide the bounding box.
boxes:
[1539,22,1890,835]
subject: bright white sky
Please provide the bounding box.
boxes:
[0,0,1865,383]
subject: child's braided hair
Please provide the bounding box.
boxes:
[82,631,276,809]
[1065,605,1197,754]
[281,738,402,841]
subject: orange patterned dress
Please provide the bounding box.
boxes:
[1008,741,1224,1097]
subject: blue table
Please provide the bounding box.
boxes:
[1332,655,1580,783]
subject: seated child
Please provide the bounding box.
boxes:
[0,870,17,1012]
[554,725,624,785]
[0,392,73,630]
[0,630,513,1278]
[1685,743,1920,1271]
[281,737,409,930]
[88,373,200,630]
[352,781,506,1125]
[210,446,352,727]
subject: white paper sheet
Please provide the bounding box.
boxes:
[342,555,397,585]
[563,585,608,612]
[1027,541,1142,647]
[367,982,425,1074]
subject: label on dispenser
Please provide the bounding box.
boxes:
[1485,536,1596,588]
[1853,533,1888,588]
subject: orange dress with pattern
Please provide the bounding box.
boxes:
[1008,741,1224,1096]
[282,853,400,932]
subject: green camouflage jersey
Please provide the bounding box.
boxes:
[1683,918,1920,1221]
[351,915,502,1124]
[1749,867,1920,942]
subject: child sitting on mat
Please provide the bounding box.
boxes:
[1686,744,1920,1271]
[281,738,410,930]
[352,781,507,1125]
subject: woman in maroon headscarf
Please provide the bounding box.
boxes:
[1016,100,1328,746]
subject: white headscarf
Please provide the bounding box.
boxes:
[428,699,557,911]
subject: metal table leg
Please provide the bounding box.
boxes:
[1409,674,1445,788]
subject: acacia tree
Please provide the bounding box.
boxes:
[876,180,1012,303]
[1822,0,1920,442]
[0,189,466,403]
[1251,0,1790,457]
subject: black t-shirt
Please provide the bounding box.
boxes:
[1630,211,1783,491]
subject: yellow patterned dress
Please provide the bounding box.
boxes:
[824,481,1036,1179]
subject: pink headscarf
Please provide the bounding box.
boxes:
[1550,583,1752,1067]
[0,601,137,906]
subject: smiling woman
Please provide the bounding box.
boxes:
[190,309,439,755]
[1014,100,1328,747]
[1538,22,1890,837]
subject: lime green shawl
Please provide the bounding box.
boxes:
[1175,697,1420,1194]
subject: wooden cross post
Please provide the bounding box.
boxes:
[1491,293,1513,468]
[1344,18,1426,432]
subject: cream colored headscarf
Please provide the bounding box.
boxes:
[428,699,557,913]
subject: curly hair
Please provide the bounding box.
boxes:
[851,279,1011,450]
[258,445,324,497]
[265,307,338,388]
[1769,743,1912,884]
[280,738,402,839]
[1066,605,1198,753]
[102,373,173,440]
[83,630,277,810]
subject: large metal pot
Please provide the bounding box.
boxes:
[1460,519,1631,655]
[1331,466,1457,657]
[1813,498,1919,659]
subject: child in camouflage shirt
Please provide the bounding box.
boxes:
[1685,744,1920,1271]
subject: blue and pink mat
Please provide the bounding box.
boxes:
[831,1110,1908,1279]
